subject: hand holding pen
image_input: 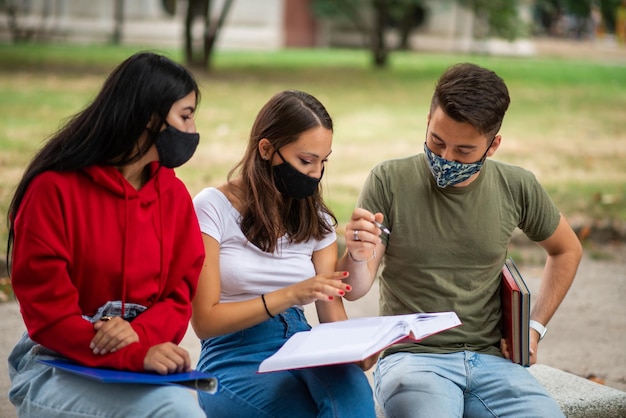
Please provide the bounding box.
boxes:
[345,208,389,264]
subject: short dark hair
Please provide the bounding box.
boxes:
[430,63,510,138]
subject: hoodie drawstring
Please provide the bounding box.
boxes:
[120,177,128,317]
[156,172,166,294]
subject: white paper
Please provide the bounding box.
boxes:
[258,312,461,373]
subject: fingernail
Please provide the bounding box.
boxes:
[346,285,352,291]
[343,271,349,277]
[93,348,99,355]
[328,296,334,300]
[89,343,94,349]
[339,290,345,296]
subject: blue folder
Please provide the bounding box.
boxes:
[38,358,218,394]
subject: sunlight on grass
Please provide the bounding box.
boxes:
[0,44,625,256]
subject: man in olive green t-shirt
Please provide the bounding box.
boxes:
[338,63,582,418]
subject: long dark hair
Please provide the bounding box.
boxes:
[6,51,200,268]
[228,90,337,253]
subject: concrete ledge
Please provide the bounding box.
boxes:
[529,364,626,418]
[374,364,626,418]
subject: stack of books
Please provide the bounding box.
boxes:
[501,257,531,366]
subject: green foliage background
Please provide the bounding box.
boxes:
[1,43,625,259]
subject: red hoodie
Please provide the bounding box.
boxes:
[11,163,205,371]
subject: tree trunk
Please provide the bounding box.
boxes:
[371,0,389,68]
[184,0,234,70]
[112,0,124,44]
[203,0,234,69]
[184,0,194,65]
[185,0,209,67]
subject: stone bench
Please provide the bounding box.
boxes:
[374,364,626,418]
[529,364,626,417]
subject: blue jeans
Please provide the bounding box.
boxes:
[8,333,206,418]
[197,307,376,418]
[374,351,564,418]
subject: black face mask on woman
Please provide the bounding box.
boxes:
[272,149,323,200]
[154,125,200,168]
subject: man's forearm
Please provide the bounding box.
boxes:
[531,250,582,325]
[337,249,379,301]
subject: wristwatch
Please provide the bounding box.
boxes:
[529,320,548,340]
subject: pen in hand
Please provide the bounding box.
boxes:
[373,221,390,235]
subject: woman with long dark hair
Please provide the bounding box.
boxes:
[7,52,206,418]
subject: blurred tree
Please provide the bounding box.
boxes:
[162,0,177,15]
[112,0,124,44]
[562,0,591,38]
[162,0,234,70]
[457,0,524,40]
[371,0,389,66]
[562,0,590,17]
[311,0,372,55]
[313,0,427,67]
[603,0,622,33]
[533,0,561,35]
[533,0,621,37]
[313,0,523,68]
[388,0,427,50]
[1,0,36,42]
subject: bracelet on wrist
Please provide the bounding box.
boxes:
[348,249,376,263]
[261,294,274,318]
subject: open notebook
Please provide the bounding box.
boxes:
[259,311,461,373]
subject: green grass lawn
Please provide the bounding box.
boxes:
[1,43,625,257]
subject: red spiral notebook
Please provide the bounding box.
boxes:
[38,358,218,394]
[501,258,531,366]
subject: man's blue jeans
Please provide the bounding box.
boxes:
[374,351,564,418]
[197,307,376,418]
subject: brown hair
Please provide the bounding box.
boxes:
[430,63,510,138]
[228,90,337,253]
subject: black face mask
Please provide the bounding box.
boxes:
[272,150,322,200]
[154,125,200,168]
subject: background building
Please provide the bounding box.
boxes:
[0,0,536,56]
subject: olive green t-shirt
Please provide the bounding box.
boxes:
[358,153,560,357]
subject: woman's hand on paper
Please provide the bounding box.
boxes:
[289,271,352,306]
[91,316,139,355]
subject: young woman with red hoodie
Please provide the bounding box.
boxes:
[7,52,206,418]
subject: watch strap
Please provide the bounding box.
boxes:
[529,320,547,340]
